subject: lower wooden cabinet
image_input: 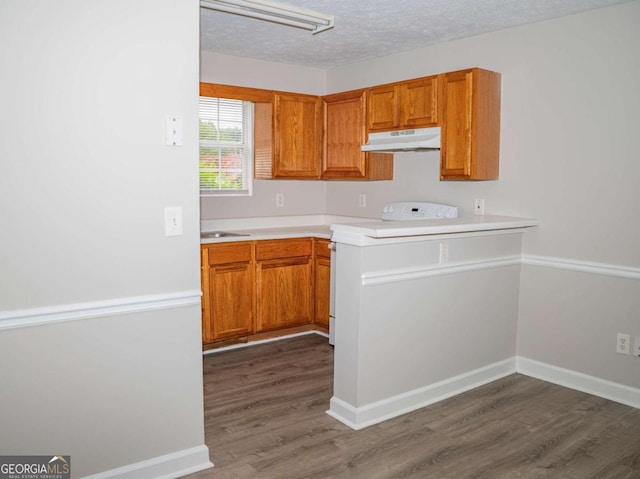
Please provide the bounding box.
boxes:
[255,238,314,332]
[201,242,255,343]
[256,256,313,331]
[314,239,331,328]
[201,237,329,346]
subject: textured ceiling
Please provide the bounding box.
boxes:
[200,0,631,68]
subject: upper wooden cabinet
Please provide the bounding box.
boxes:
[199,83,322,180]
[367,84,398,131]
[202,68,501,182]
[367,75,439,132]
[322,89,393,180]
[440,68,501,180]
[255,92,322,179]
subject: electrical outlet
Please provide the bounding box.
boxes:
[276,193,284,207]
[616,333,630,355]
[474,199,485,215]
[359,194,366,208]
[633,336,640,358]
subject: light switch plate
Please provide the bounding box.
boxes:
[164,207,183,236]
[165,116,183,146]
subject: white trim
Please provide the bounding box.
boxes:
[327,356,640,431]
[81,445,212,479]
[516,356,640,410]
[0,291,202,331]
[202,330,329,355]
[327,357,517,430]
[362,253,640,288]
[332,227,530,247]
[522,254,640,280]
[362,255,522,286]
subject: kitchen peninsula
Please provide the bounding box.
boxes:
[328,215,538,429]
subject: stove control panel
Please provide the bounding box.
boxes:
[382,202,458,221]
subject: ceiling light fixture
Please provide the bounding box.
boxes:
[200,0,334,35]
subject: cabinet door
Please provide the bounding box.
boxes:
[208,262,254,341]
[201,248,209,341]
[367,85,398,131]
[440,70,473,179]
[314,239,331,328]
[323,91,366,177]
[256,257,313,332]
[323,90,393,180]
[201,242,254,344]
[440,68,501,180]
[314,256,331,328]
[273,93,322,178]
[399,76,439,128]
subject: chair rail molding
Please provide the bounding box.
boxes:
[0,290,202,331]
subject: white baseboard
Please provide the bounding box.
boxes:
[327,356,640,430]
[202,330,329,355]
[81,445,213,479]
[327,357,517,430]
[516,356,640,409]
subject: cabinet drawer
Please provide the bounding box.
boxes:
[205,242,252,266]
[255,238,313,261]
[315,239,332,259]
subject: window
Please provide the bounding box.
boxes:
[199,97,253,196]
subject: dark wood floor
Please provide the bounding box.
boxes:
[183,334,640,479]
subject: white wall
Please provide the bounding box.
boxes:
[0,1,210,477]
[199,51,327,219]
[200,179,327,219]
[200,51,326,94]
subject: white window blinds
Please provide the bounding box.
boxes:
[199,97,253,196]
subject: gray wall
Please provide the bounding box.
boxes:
[0,0,208,476]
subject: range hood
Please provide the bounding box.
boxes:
[361,127,440,152]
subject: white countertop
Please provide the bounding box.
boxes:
[200,214,376,244]
[200,214,538,245]
[331,215,539,246]
[200,225,333,244]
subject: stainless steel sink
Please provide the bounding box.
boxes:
[201,231,250,238]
